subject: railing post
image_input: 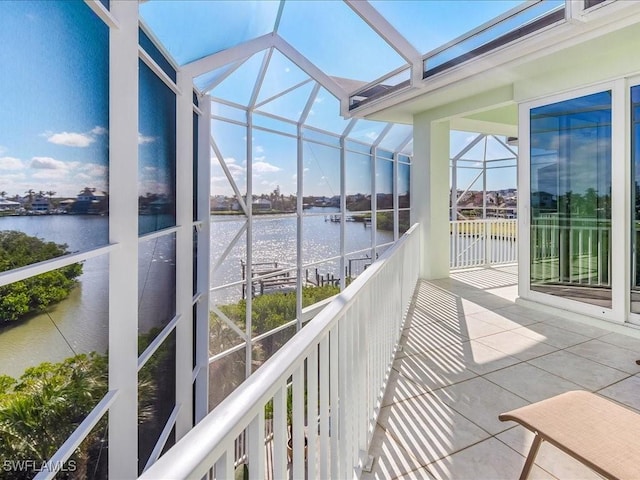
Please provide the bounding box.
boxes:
[137,226,421,480]
[484,219,490,267]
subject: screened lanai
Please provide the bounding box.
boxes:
[4,1,640,479]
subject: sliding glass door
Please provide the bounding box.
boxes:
[530,91,612,308]
[631,86,640,314]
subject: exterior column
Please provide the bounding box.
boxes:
[108,1,139,477]
[412,115,450,279]
[175,70,194,438]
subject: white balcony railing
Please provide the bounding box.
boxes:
[140,224,421,480]
[450,218,517,269]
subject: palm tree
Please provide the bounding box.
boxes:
[0,353,108,479]
[0,191,6,199]
[24,189,35,208]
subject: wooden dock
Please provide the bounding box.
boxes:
[241,261,340,299]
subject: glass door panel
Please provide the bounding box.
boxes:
[530,91,612,307]
[631,85,640,313]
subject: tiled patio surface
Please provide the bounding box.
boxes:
[364,266,640,480]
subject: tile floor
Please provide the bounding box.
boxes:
[363,266,640,480]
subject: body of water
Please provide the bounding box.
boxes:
[0,210,393,376]
[211,207,394,303]
[0,215,109,377]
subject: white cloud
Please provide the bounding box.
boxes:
[253,161,281,173]
[365,131,378,141]
[254,155,266,162]
[255,145,265,154]
[285,67,290,73]
[227,163,246,175]
[78,162,107,177]
[46,131,95,147]
[0,156,24,170]
[314,97,324,104]
[0,146,6,155]
[32,169,68,180]
[91,126,108,135]
[138,133,156,145]
[30,156,67,170]
[303,168,309,172]
[0,173,26,182]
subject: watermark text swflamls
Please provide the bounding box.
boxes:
[2,459,77,473]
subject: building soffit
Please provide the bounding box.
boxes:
[358,1,640,125]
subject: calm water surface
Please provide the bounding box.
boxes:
[0,211,393,376]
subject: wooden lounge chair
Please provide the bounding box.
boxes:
[499,390,640,480]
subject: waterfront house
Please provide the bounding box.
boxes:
[0,198,20,212]
[30,196,49,213]
[3,1,640,479]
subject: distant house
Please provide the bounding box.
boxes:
[71,190,106,215]
[252,198,271,211]
[31,197,50,212]
[210,196,229,211]
[0,198,20,211]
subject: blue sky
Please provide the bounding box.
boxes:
[0,2,108,198]
[0,1,519,200]
[195,1,521,198]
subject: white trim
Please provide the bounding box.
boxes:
[143,405,181,472]
[211,220,248,272]
[299,83,321,124]
[176,70,195,437]
[273,0,286,33]
[519,81,620,321]
[0,244,114,288]
[195,95,212,422]
[245,114,254,378]
[211,304,248,341]
[344,0,421,64]
[254,78,314,110]
[35,391,117,480]
[200,59,246,94]
[108,2,139,477]
[211,115,247,128]
[138,314,181,371]
[627,75,640,325]
[138,19,181,71]
[272,34,346,101]
[296,122,304,330]
[611,78,627,323]
[138,225,180,242]
[210,96,249,111]
[183,33,275,78]
[423,0,546,60]
[210,135,249,215]
[139,46,181,95]
[249,48,272,109]
[85,0,119,29]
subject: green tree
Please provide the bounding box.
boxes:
[0,231,83,323]
[0,353,108,479]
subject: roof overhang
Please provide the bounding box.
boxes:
[351,0,640,125]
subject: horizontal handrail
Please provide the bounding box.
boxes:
[141,223,420,479]
[450,218,517,269]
